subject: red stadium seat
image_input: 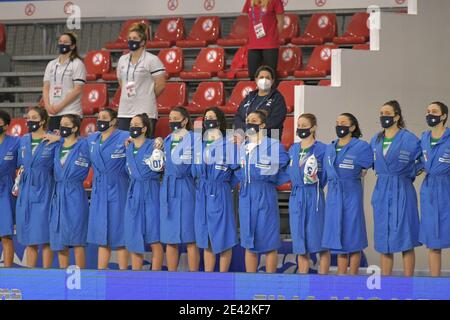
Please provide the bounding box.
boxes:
[217,15,248,47]
[281,116,295,150]
[333,12,370,45]
[157,82,188,114]
[221,81,256,114]
[279,14,300,45]
[176,16,220,47]
[147,17,185,48]
[291,13,337,45]
[187,82,225,114]
[277,47,302,78]
[318,79,331,86]
[179,47,225,79]
[7,119,27,137]
[217,46,249,79]
[101,69,117,82]
[81,83,109,115]
[85,50,112,81]
[105,19,151,50]
[158,48,184,78]
[277,80,304,113]
[109,88,121,111]
[294,45,337,78]
[80,117,98,137]
[0,24,6,53]
[353,44,370,50]
[277,182,292,192]
[83,168,94,189]
[154,117,172,139]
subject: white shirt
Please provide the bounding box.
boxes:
[117,51,166,119]
[43,57,86,116]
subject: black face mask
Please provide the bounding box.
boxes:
[204,119,219,130]
[170,121,183,132]
[60,126,74,138]
[246,123,261,136]
[128,40,141,52]
[27,121,41,133]
[297,128,312,139]
[336,126,350,139]
[380,116,396,129]
[426,114,443,127]
[129,127,143,138]
[58,44,72,55]
[97,120,111,132]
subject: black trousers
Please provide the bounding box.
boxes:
[48,116,63,133]
[118,117,157,139]
[247,48,279,80]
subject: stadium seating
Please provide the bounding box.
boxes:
[279,14,300,45]
[333,12,370,44]
[217,15,248,47]
[147,17,185,48]
[294,45,338,78]
[7,118,27,137]
[0,24,6,53]
[109,88,121,111]
[80,117,98,137]
[154,117,171,139]
[277,80,304,113]
[157,82,188,114]
[179,47,225,79]
[281,116,295,150]
[318,79,331,86]
[187,82,225,114]
[291,13,337,45]
[176,16,220,47]
[221,81,256,114]
[353,44,370,50]
[158,47,184,78]
[81,83,109,115]
[277,47,302,78]
[105,19,151,50]
[85,50,112,81]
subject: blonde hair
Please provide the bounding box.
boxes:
[128,22,149,42]
[251,0,270,7]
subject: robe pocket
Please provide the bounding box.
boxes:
[207,192,222,215]
[30,175,46,203]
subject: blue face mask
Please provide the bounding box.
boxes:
[128,40,142,52]
[58,44,72,55]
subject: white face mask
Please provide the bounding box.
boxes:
[257,78,272,92]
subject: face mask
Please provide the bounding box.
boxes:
[128,40,142,52]
[60,126,74,138]
[170,121,183,132]
[204,119,219,130]
[246,123,261,136]
[129,127,143,138]
[336,126,350,139]
[380,116,396,129]
[97,120,111,132]
[27,121,41,133]
[257,78,272,92]
[58,44,72,55]
[426,114,443,127]
[297,128,312,139]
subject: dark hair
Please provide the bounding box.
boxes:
[60,32,82,61]
[340,112,362,139]
[132,113,152,138]
[377,100,406,141]
[299,113,317,138]
[171,106,192,131]
[28,106,49,130]
[255,65,275,81]
[99,108,118,128]
[248,110,268,125]
[0,110,11,126]
[62,114,81,137]
[128,22,149,42]
[430,101,448,125]
[203,107,227,135]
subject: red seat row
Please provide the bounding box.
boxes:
[104,12,369,50]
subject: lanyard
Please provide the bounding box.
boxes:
[250,4,266,25]
[54,60,72,84]
[126,52,145,82]
[244,93,270,118]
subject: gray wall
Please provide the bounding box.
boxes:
[295,0,450,272]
